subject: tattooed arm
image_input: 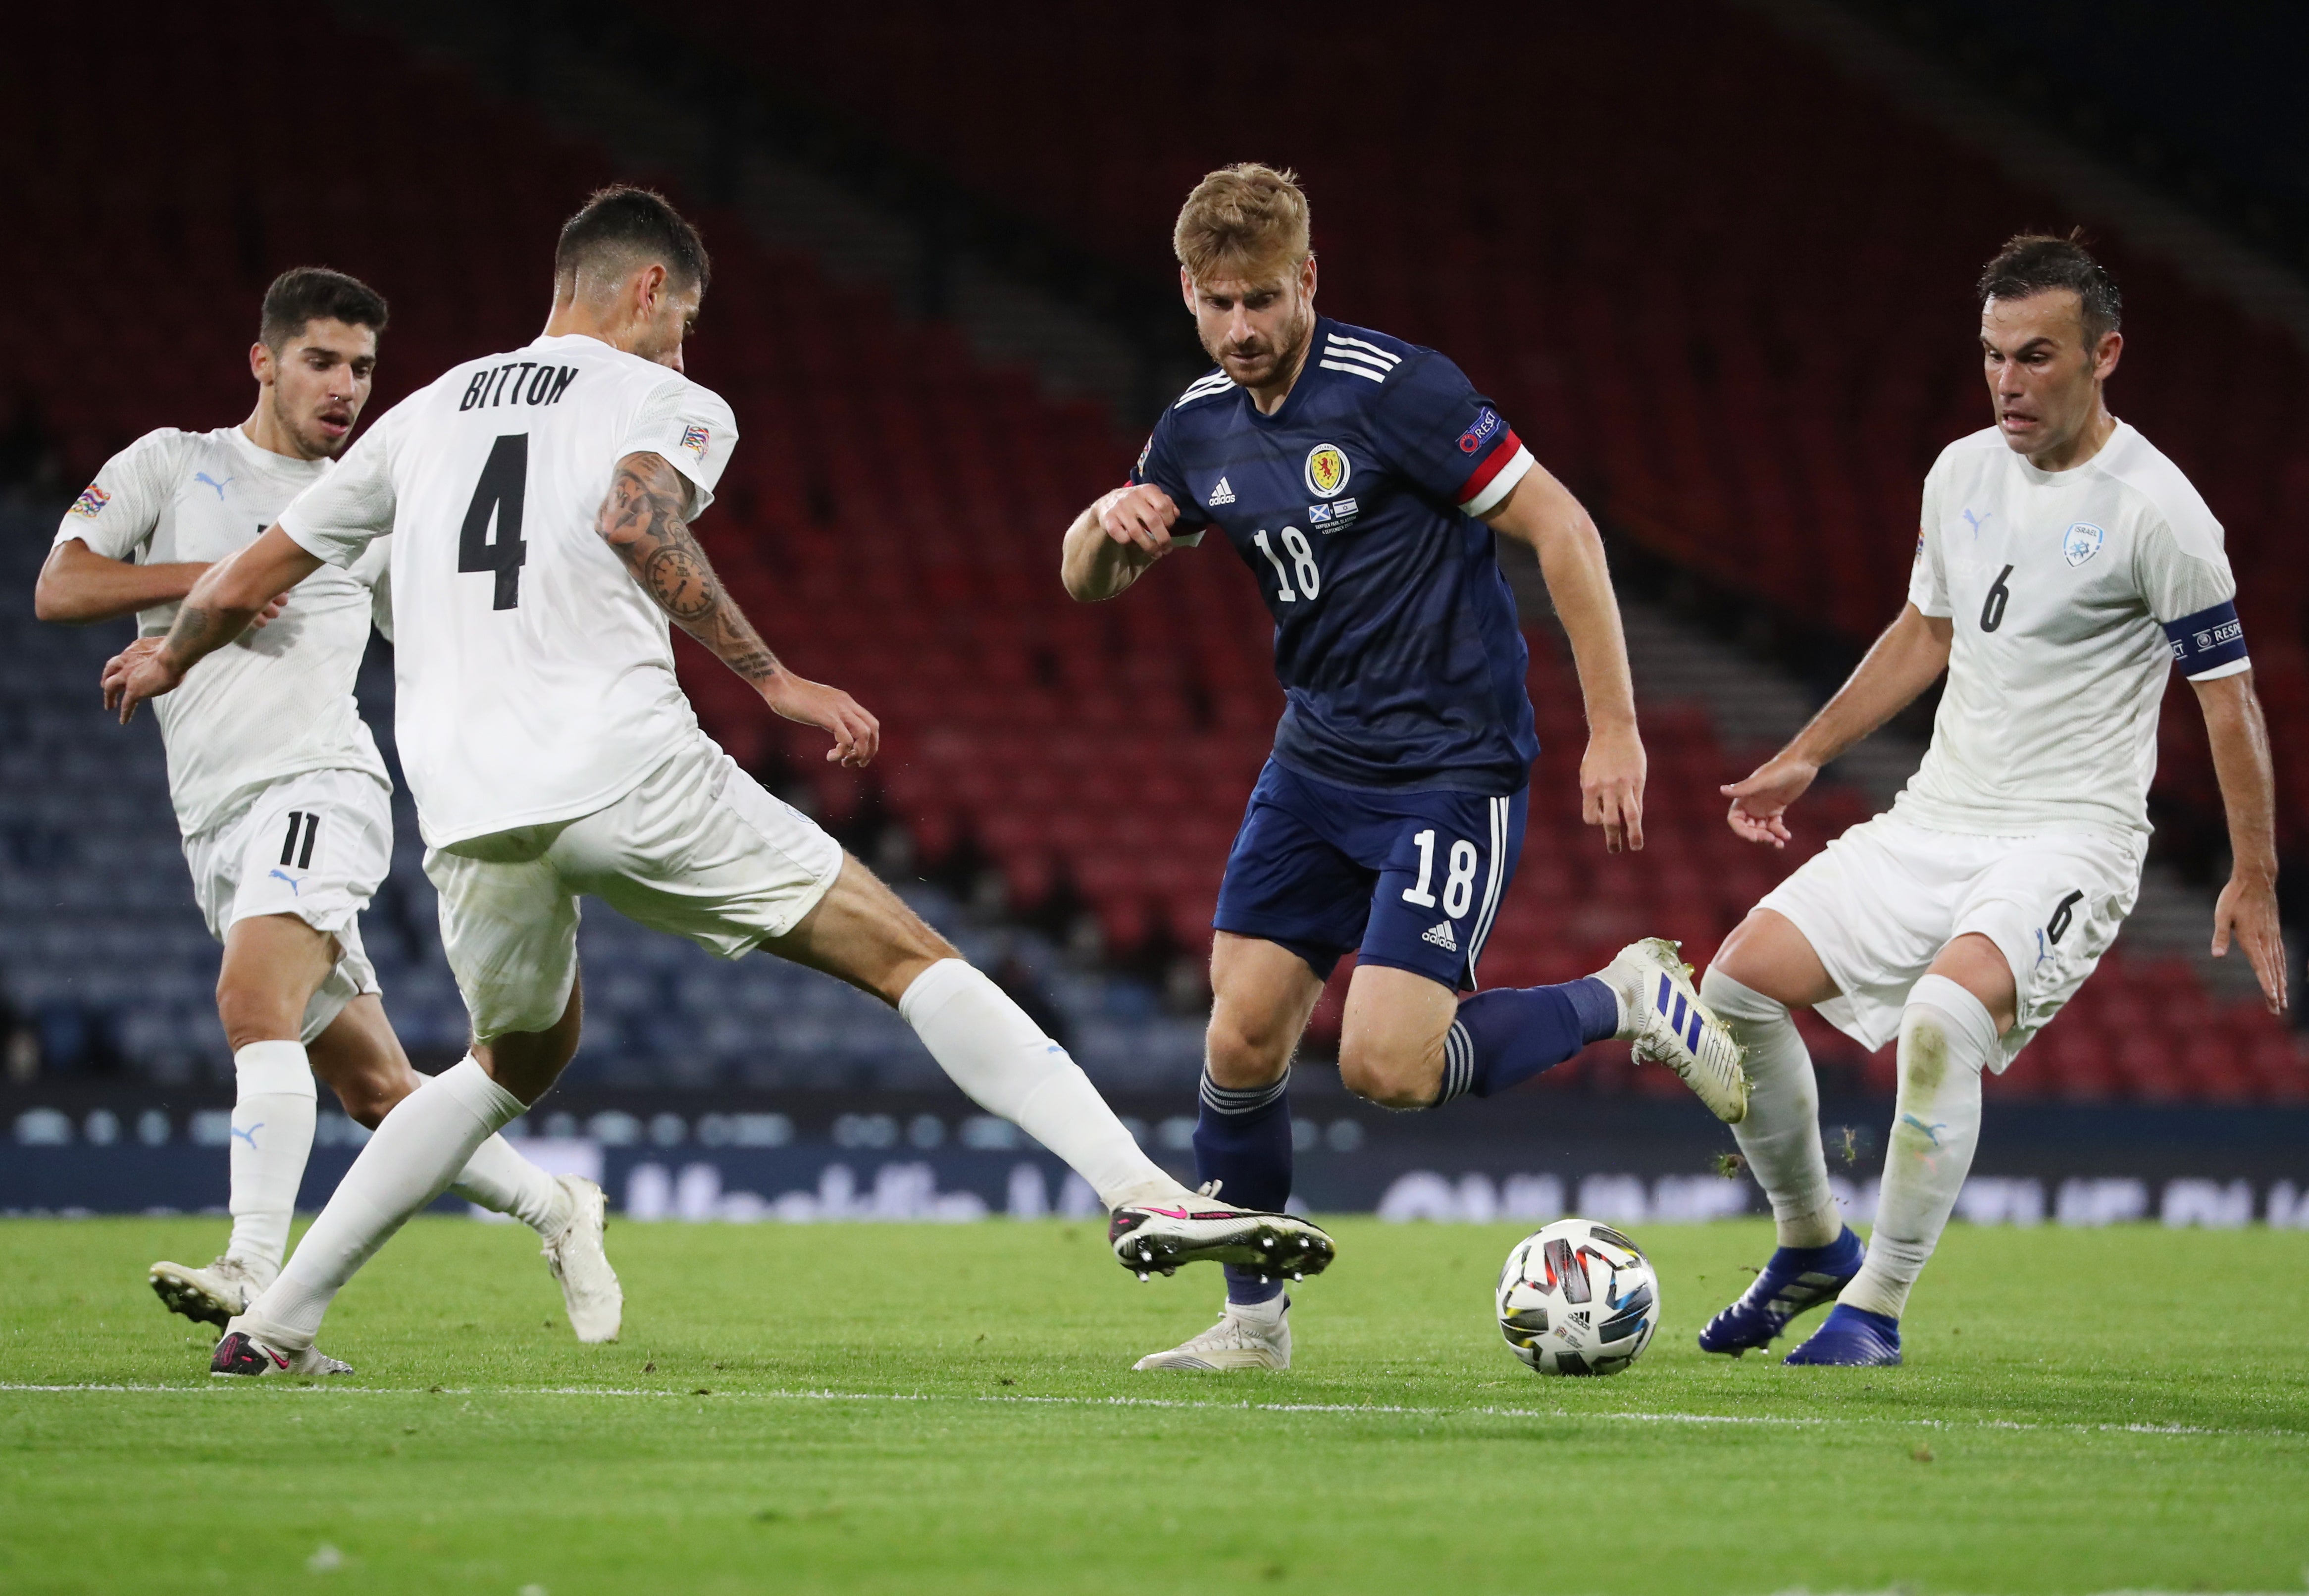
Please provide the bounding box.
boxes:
[102,525,317,723]
[598,451,879,768]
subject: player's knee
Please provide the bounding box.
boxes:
[213,976,301,1053]
[1204,1014,1291,1091]
[1893,1002,1987,1113]
[330,1082,395,1131]
[1699,964,1784,1026]
[317,1060,415,1130]
[1336,1035,1437,1110]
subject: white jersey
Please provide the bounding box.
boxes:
[278,333,739,848]
[1896,420,2246,840]
[53,426,389,837]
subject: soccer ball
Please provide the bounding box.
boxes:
[1494,1218,1660,1376]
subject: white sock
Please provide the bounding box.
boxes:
[1701,968,1840,1248]
[1229,1292,1287,1325]
[240,1056,524,1349]
[445,1122,571,1235]
[898,959,1180,1209]
[225,1040,317,1284]
[1841,974,1996,1320]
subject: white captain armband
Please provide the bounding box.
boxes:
[2162,600,2250,680]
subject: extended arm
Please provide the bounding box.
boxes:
[35,539,209,624]
[2194,671,2287,1013]
[1483,464,1645,852]
[1722,602,1952,848]
[597,451,877,767]
[100,524,320,722]
[1060,483,1181,602]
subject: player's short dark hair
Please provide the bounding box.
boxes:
[1977,229,2122,347]
[555,185,711,296]
[259,267,389,350]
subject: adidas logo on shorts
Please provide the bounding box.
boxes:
[1422,921,1458,952]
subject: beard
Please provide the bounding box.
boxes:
[1205,300,1314,388]
[272,391,345,461]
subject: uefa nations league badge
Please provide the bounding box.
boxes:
[2062,521,2106,566]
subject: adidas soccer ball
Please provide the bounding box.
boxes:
[1495,1218,1660,1376]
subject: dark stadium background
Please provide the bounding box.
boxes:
[5,1,2307,1229]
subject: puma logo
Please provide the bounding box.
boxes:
[194,472,234,501]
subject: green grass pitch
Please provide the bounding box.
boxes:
[2,1216,2305,1595]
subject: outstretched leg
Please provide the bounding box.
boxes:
[768,858,1174,1206]
[768,858,1335,1281]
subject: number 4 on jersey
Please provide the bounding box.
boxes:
[460,433,529,609]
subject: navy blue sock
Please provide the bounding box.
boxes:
[1191,1069,1292,1306]
[1770,1227,1863,1277]
[1437,977,1621,1104]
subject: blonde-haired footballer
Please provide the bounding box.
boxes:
[1695,232,2287,1366]
[1063,164,1747,1373]
[37,269,617,1351]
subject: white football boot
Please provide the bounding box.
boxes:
[1109,1185,1334,1282]
[149,1255,268,1329]
[1134,1297,1291,1372]
[210,1318,354,1378]
[541,1175,622,1343]
[1594,937,1750,1123]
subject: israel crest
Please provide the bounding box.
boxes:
[2062,521,2106,567]
[1304,443,1351,499]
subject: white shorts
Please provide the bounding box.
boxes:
[182,767,391,1045]
[1757,812,2142,1069]
[426,734,845,1040]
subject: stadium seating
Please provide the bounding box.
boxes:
[0,0,2297,1104]
[705,0,2309,866]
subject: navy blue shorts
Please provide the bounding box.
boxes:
[1213,760,1529,990]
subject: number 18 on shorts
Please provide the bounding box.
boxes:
[1214,760,1528,989]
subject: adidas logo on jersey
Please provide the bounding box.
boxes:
[1208,477,1235,507]
[1422,921,1458,952]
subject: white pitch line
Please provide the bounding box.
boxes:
[0,1381,2294,1441]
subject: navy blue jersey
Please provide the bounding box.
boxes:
[1131,317,1540,793]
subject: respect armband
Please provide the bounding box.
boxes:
[2161,600,2250,679]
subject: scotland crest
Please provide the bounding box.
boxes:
[2062,521,2106,567]
[1303,443,1351,499]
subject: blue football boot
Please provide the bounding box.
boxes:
[1783,1303,1902,1366]
[1696,1227,1865,1355]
